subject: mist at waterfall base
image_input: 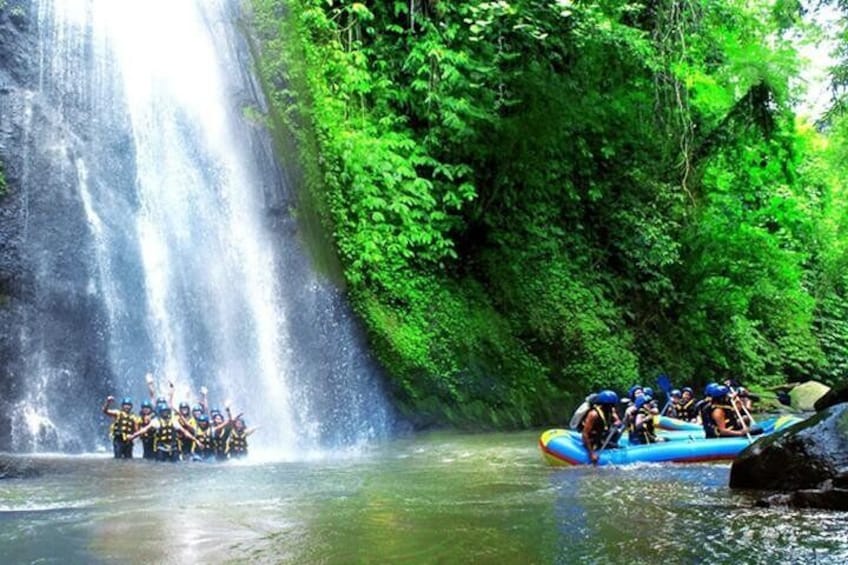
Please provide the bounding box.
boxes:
[1,0,395,456]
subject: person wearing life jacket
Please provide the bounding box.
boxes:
[210,408,230,461]
[130,403,198,462]
[733,387,757,425]
[621,385,644,431]
[697,383,719,436]
[630,395,661,445]
[703,385,763,439]
[191,403,204,423]
[191,414,215,461]
[678,387,698,422]
[175,401,195,460]
[225,415,259,459]
[190,409,230,461]
[102,396,139,459]
[581,390,622,465]
[137,400,157,459]
[660,389,682,418]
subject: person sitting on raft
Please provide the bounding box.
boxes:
[621,385,644,431]
[733,387,756,424]
[102,396,139,459]
[702,384,762,439]
[581,390,622,464]
[660,389,682,418]
[630,395,664,444]
[677,387,699,422]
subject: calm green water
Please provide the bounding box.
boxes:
[1,431,846,564]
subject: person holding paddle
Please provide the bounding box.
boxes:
[703,384,762,439]
[580,390,622,464]
[630,395,662,444]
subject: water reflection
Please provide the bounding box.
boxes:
[1,433,847,563]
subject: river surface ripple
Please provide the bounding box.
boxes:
[1,431,845,564]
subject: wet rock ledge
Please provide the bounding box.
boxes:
[729,402,848,510]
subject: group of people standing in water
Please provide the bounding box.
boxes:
[572,379,760,464]
[102,373,259,462]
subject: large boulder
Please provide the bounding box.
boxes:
[814,381,848,411]
[730,403,848,494]
[788,380,830,411]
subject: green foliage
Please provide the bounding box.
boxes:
[0,162,7,196]
[250,0,848,427]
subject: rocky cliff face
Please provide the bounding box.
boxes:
[0,0,116,451]
[1,0,39,450]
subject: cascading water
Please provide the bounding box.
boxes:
[2,0,395,455]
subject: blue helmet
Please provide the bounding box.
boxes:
[192,404,203,412]
[670,389,681,398]
[704,382,719,397]
[636,395,653,410]
[157,403,171,416]
[140,400,153,410]
[711,385,730,399]
[179,401,190,410]
[628,385,643,400]
[197,414,209,424]
[596,390,619,406]
[120,397,133,407]
[644,387,654,398]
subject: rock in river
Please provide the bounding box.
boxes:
[788,380,830,411]
[730,403,848,510]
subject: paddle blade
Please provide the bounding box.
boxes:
[657,373,671,394]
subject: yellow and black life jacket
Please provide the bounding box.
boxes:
[226,430,248,456]
[154,417,178,451]
[139,414,156,441]
[113,411,137,442]
[631,406,656,444]
[193,426,213,453]
[213,428,229,454]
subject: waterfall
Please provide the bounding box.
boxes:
[4,0,395,455]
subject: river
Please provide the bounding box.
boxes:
[2,431,846,563]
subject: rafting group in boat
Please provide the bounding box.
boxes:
[102,373,259,462]
[571,380,761,465]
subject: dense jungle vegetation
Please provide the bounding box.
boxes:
[250,0,848,428]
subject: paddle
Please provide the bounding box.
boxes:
[598,399,629,453]
[657,373,673,416]
[599,422,621,452]
[728,398,754,443]
[731,388,757,425]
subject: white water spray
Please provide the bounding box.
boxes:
[10,0,394,455]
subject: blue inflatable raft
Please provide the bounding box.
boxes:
[655,415,703,432]
[539,415,800,466]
